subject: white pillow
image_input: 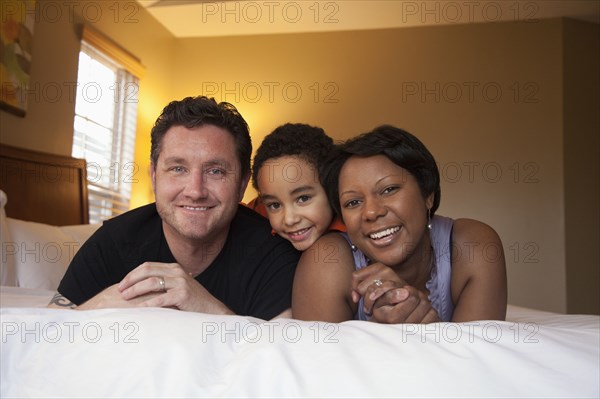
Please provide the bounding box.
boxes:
[61,224,102,244]
[0,190,17,286]
[5,218,100,290]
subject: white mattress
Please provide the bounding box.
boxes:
[1,286,598,398]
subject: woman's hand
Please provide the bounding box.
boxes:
[352,262,440,324]
[351,262,402,304]
[370,285,440,323]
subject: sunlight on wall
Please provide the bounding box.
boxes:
[236,103,269,204]
[128,93,166,209]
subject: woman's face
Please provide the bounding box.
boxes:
[338,155,433,267]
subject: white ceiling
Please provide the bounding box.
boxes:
[136,0,600,38]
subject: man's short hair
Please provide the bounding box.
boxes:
[150,96,252,178]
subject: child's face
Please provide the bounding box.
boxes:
[256,155,333,251]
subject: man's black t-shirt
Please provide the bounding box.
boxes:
[58,203,300,320]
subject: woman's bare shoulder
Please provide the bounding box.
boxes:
[299,232,356,270]
[452,218,502,244]
[293,232,357,321]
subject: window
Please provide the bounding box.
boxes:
[72,27,144,224]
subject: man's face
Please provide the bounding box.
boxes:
[151,124,249,245]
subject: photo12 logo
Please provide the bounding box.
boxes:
[2,321,140,344]
[1,81,139,105]
[438,161,540,184]
[201,81,340,104]
[400,321,540,344]
[401,81,540,104]
[199,1,340,24]
[1,1,140,24]
[200,320,339,344]
[399,1,540,24]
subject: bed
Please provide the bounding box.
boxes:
[1,144,599,398]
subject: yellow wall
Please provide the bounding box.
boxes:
[0,0,174,208]
[0,1,598,314]
[1,0,80,155]
[172,20,571,313]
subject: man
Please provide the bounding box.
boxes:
[49,96,300,320]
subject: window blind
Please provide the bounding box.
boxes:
[72,27,144,224]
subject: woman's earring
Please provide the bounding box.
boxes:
[427,208,432,230]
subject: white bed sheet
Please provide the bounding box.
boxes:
[0,286,56,308]
[1,286,598,398]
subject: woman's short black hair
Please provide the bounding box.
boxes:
[322,125,441,217]
[252,123,334,190]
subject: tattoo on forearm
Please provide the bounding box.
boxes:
[49,293,76,308]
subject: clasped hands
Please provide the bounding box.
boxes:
[351,262,441,324]
[79,262,230,314]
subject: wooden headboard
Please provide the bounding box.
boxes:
[0,144,89,225]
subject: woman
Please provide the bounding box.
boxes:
[292,125,507,323]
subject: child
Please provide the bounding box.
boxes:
[250,123,343,251]
[251,123,371,323]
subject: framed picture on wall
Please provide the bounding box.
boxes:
[0,0,36,117]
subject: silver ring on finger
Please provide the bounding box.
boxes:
[158,276,166,292]
[373,279,383,287]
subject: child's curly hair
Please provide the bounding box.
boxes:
[251,123,334,190]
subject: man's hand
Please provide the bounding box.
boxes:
[118,262,234,315]
[76,284,162,310]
